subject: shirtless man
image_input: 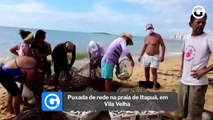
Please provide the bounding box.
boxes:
[138,24,165,90]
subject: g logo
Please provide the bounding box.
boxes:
[192,5,206,19]
[44,94,60,110]
[42,92,62,111]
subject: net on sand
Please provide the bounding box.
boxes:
[115,58,133,80]
[59,63,92,91]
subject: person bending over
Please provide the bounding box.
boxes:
[52,41,76,91]
[0,56,37,116]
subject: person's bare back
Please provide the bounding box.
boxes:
[145,33,163,56]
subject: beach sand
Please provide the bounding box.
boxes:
[0,55,213,120]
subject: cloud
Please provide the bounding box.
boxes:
[122,0,213,37]
[0,0,149,35]
[123,0,191,21]
[0,1,54,28]
[123,0,190,12]
[0,0,212,37]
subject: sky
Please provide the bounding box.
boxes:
[0,0,212,38]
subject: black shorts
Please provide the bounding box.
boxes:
[0,67,22,96]
[53,62,68,73]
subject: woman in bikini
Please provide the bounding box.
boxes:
[0,56,37,116]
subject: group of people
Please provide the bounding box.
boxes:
[89,24,165,91]
[0,9,212,120]
[0,29,77,116]
[0,24,165,116]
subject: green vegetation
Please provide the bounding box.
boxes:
[67,52,87,60]
[47,52,87,62]
[76,52,87,60]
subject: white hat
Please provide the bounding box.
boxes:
[88,41,98,52]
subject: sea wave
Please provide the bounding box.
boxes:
[0,55,16,64]
[0,52,88,64]
[0,52,182,65]
[166,52,182,56]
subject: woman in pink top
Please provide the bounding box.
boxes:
[10,29,34,57]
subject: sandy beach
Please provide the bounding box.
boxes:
[0,55,213,120]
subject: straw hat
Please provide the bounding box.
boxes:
[121,32,133,45]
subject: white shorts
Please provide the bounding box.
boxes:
[142,53,160,68]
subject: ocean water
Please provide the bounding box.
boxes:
[0,26,183,59]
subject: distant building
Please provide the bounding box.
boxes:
[170,34,183,40]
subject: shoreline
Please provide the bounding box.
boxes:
[0,52,182,64]
[0,54,212,119]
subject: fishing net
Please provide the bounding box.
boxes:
[15,107,43,120]
[115,58,133,80]
[59,63,92,91]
